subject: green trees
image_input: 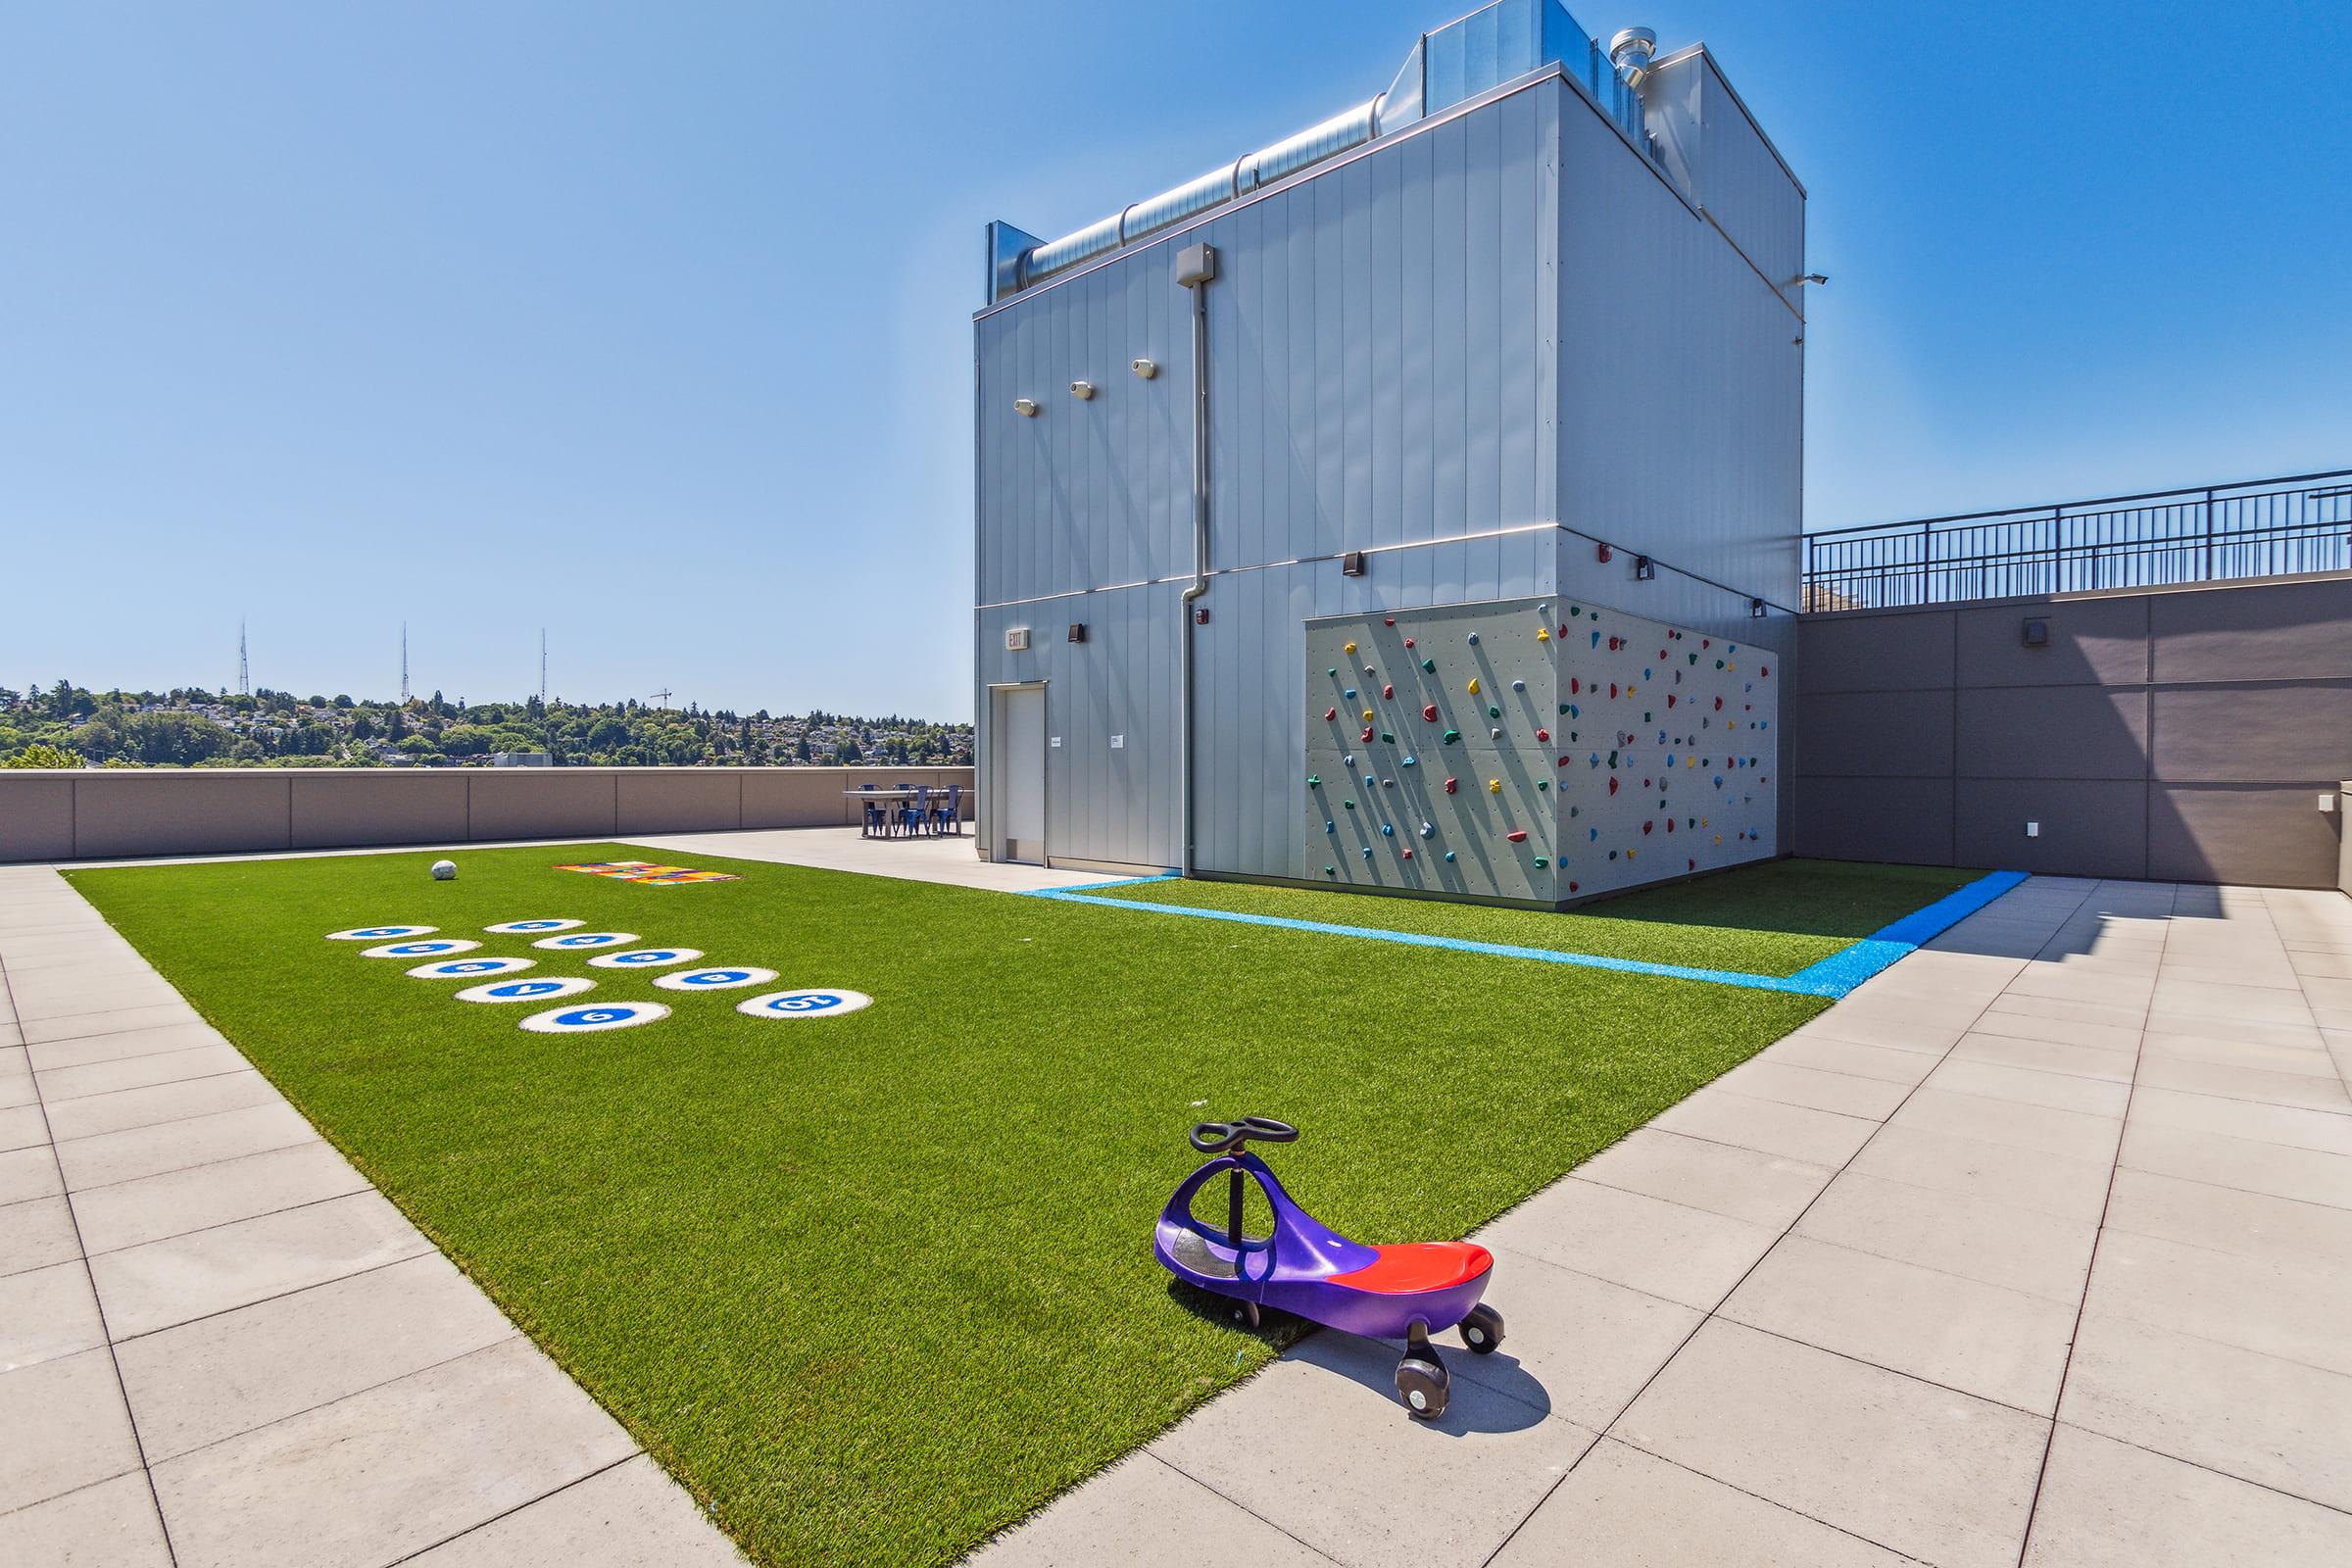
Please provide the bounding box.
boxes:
[1,741,80,768]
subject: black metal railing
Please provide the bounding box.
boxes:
[1803,468,2352,612]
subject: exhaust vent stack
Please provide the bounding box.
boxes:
[1607,26,1656,86]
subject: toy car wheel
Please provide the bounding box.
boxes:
[1460,1302,1505,1354]
[1234,1300,1261,1330]
[1395,1355,1448,1420]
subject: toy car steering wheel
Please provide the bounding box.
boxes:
[1189,1116,1298,1154]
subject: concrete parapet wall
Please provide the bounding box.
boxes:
[0,766,974,863]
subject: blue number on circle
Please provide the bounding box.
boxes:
[772,993,839,1012]
[494,982,552,998]
[452,962,493,973]
[359,927,402,937]
[689,971,745,985]
[517,921,560,929]
[557,1007,625,1026]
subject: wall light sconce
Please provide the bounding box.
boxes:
[1633,555,1655,581]
[1012,398,1039,417]
[2022,616,2050,647]
[1069,380,1095,401]
[1749,597,1767,618]
[1341,551,1368,577]
[1131,358,1157,380]
[1066,622,1087,644]
[1595,543,1613,564]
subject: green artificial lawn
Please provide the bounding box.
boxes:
[1084,858,1983,977]
[71,843,1844,1567]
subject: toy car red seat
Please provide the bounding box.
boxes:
[1328,1241,1493,1295]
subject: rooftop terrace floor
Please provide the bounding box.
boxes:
[4,834,2349,1565]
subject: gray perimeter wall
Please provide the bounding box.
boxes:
[0,766,974,864]
[1791,574,2352,888]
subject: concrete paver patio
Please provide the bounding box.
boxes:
[972,875,2352,1567]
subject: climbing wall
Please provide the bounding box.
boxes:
[1301,597,1777,905]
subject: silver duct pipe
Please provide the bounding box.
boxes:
[1019,98,1383,292]
[1173,242,1217,877]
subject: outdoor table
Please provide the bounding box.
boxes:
[846,789,954,838]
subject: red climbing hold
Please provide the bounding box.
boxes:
[1384,616,1396,626]
[1713,696,1723,710]
[1570,677,1580,695]
[1642,820,1654,835]
[1607,776,1619,796]
[1382,683,1395,699]
[1688,858,1696,871]
[1609,683,1618,699]
[1666,695,1677,708]
[1568,880,1580,893]
[1404,637,1415,649]
[1506,829,1528,843]
[1401,848,1413,859]
[1325,707,1338,721]
[1536,728,1550,743]
[1701,638,1710,648]
[1557,756,1570,767]
[1361,726,1374,742]
[1421,704,1438,721]
[1666,819,1676,833]
[1608,635,1622,651]
[1444,777,1458,794]
[1760,665,1770,677]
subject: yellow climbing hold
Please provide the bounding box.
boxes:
[1488,778,1501,794]
[1713,833,1722,845]
[1536,626,1549,642]
[1467,677,1481,695]
[1362,710,1375,722]
[1344,641,1357,655]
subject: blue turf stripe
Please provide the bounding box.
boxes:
[1024,867,2032,1001]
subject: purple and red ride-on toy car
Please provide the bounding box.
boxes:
[1153,1116,1503,1419]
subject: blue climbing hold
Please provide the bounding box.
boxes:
[1382,823,1395,837]
[1444,851,1456,862]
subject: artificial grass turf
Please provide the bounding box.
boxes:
[71,843,1835,1566]
[1083,857,1985,977]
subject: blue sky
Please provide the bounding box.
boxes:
[3,1,2344,718]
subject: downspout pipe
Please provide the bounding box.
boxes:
[1174,242,1217,877]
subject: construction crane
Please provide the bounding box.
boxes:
[650,688,673,709]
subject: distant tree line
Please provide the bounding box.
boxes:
[0,681,973,770]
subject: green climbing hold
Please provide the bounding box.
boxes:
[1533,857,1548,868]
[1569,805,1579,816]
[1327,667,1338,677]
[1487,705,1500,719]
[1537,780,1549,791]
[1420,658,1435,672]
[1443,728,1460,744]
[1306,774,1320,787]
[1380,731,1395,744]
[1344,799,1356,809]
[1559,703,1571,714]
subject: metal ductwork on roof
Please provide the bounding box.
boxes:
[985,0,1648,304]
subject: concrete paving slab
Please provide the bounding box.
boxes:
[0,1194,82,1279]
[1446,1242,1700,1429]
[52,1101,317,1192]
[41,1068,283,1143]
[1712,1058,1913,1121]
[2149,976,2317,1025]
[2083,1226,2352,1376]
[1476,1178,1780,1311]
[963,1454,1331,1568]
[2134,1054,2352,1112]
[90,1189,433,1340]
[21,1002,209,1047]
[0,1144,67,1205]
[2023,1422,2352,1567]
[2131,1085,2352,1156]
[2141,1010,2325,1050]
[0,1469,174,1566]
[1925,1057,2134,1117]
[73,1139,373,1257]
[2060,1311,2352,1512]
[0,1257,108,1370]
[2119,1120,2352,1209]
[150,1337,639,1568]
[1947,1029,2138,1083]
[1979,992,2151,1031]
[36,1043,257,1103]
[1755,1033,1940,1084]
[1614,1319,2049,1568]
[2103,1166,2352,1272]
[0,1347,143,1511]
[2140,1028,2341,1079]
[7,975,199,1024]
[0,1101,48,1152]
[1786,1012,1963,1054]
[24,1021,231,1071]
[1568,1127,1837,1230]
[1886,1087,2126,1163]
[1148,1330,1594,1568]
[1646,1085,1881,1166]
[116,1250,519,1461]
[1792,1168,2097,1304]
[1965,1008,2144,1054]
[1845,1122,2115,1223]
[1490,1437,1915,1567]
[1718,1235,2078,1413]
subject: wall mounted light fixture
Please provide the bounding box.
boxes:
[1341,551,1368,577]
[1131,358,1157,379]
[2022,616,2050,647]
[1749,597,1767,618]
[1012,398,1039,417]
[1633,555,1655,581]
[1069,380,1095,401]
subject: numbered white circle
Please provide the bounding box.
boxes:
[484,918,584,935]
[407,956,537,980]
[587,947,704,970]
[456,976,597,1004]
[736,989,873,1020]
[530,931,640,952]
[361,939,481,959]
[518,1001,670,1034]
[654,966,778,993]
[328,924,436,942]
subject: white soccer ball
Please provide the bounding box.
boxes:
[430,859,457,881]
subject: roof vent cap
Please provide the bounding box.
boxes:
[1608,26,1657,85]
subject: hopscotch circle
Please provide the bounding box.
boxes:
[361,939,481,959]
[327,925,436,941]
[484,918,585,935]
[654,966,778,993]
[407,956,537,980]
[736,989,873,1020]
[587,948,704,970]
[530,931,640,952]
[455,976,596,1004]
[518,1001,670,1034]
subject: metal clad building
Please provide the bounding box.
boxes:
[975,0,1805,901]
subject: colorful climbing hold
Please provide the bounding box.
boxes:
[1383,616,1396,627]
[1506,829,1528,843]
[1536,627,1549,642]
[1487,705,1500,719]
[1362,709,1374,722]
[1444,777,1458,794]
[1382,823,1395,837]
[1403,637,1415,649]
[1380,731,1395,744]
[1344,642,1356,655]
[1324,820,1336,833]
[1536,728,1550,743]
[1324,707,1338,721]
[1401,849,1414,860]
[1533,856,1547,867]
[1444,851,1456,862]
[1443,728,1460,744]
[1420,658,1436,672]
[1306,774,1321,786]
[1361,726,1373,743]
[1467,677,1481,695]
[1420,821,1434,838]
[1467,632,1480,645]
[1382,683,1395,700]
[1422,704,1439,721]
[1488,779,1501,794]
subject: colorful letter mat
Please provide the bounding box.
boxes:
[554,859,740,887]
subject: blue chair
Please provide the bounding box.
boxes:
[930,783,961,836]
[858,784,885,838]
[898,785,931,837]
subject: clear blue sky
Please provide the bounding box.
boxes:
[4,1,2344,718]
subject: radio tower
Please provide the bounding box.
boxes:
[539,629,548,705]
[237,620,250,696]
[400,623,410,705]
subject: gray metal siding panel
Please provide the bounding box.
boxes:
[1697,58,1803,301]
